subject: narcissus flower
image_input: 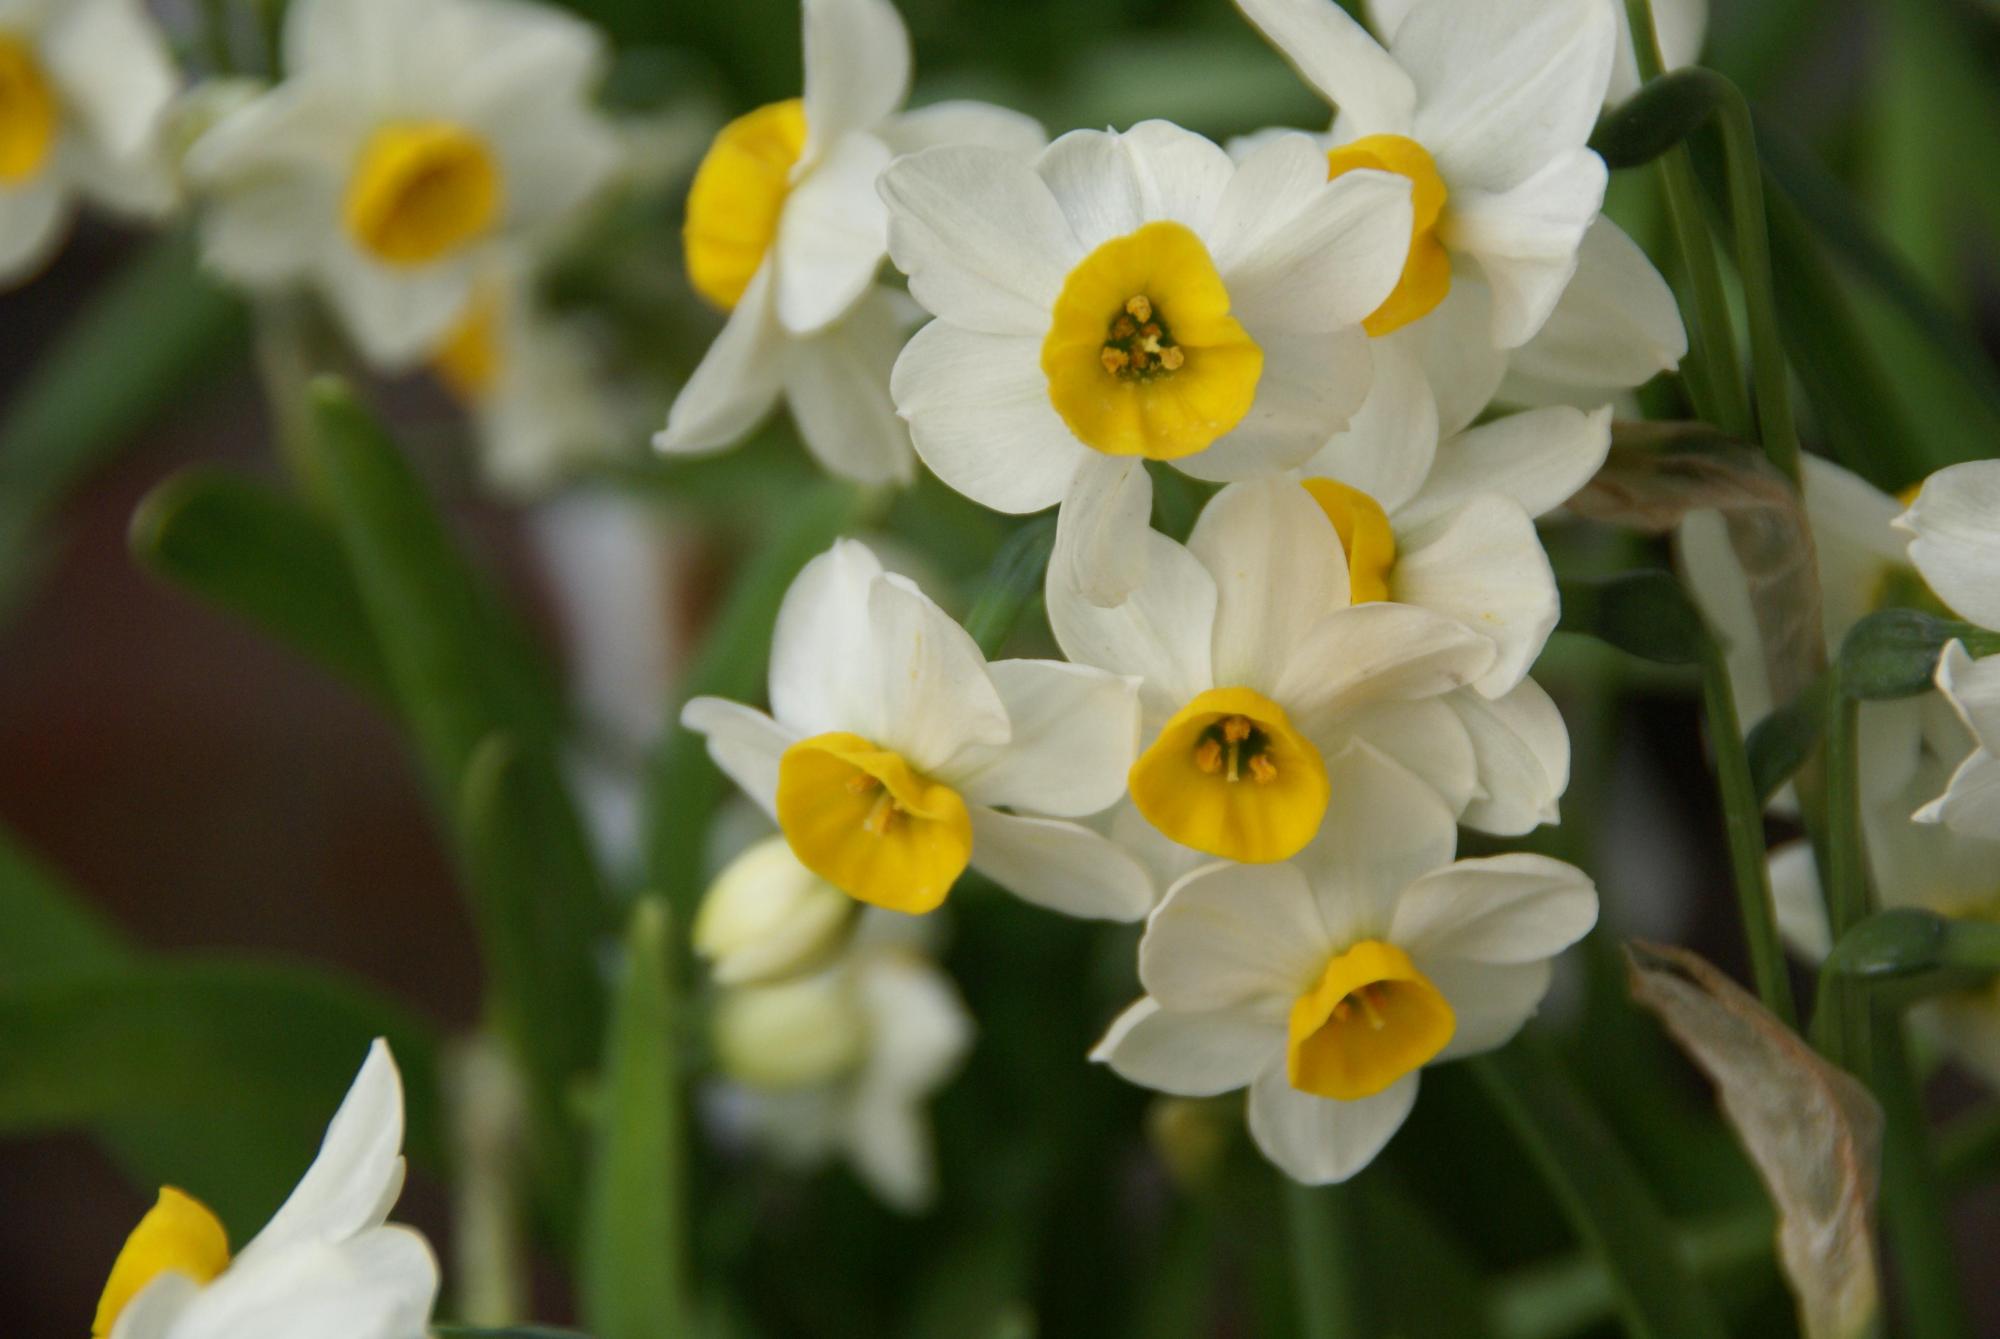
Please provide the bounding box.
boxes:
[655,0,1043,486]
[0,0,178,283]
[93,1039,438,1339]
[186,0,621,368]
[1049,476,1495,864]
[682,539,1153,920]
[881,120,1413,605]
[1094,742,1596,1184]
[710,917,971,1211]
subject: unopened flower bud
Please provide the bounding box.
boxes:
[695,836,859,986]
[712,971,868,1090]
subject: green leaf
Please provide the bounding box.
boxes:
[0,825,126,977]
[0,231,247,612]
[1822,908,2000,1004]
[1836,609,2000,701]
[581,897,689,1339]
[962,516,1057,657]
[1471,1045,1730,1339]
[1557,573,1709,667]
[1745,677,1828,807]
[130,468,391,701]
[1590,68,1725,170]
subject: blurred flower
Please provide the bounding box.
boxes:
[882,119,1411,606]
[93,1039,438,1339]
[1094,741,1596,1184]
[1049,476,1494,864]
[696,834,861,986]
[0,0,178,284]
[682,538,1153,920]
[711,919,972,1212]
[1365,0,1707,105]
[185,0,620,368]
[655,0,1044,486]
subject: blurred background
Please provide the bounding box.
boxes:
[4,0,2000,1333]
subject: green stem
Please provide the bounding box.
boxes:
[1815,693,1873,1074]
[1870,1012,1971,1339]
[1284,1180,1362,1339]
[445,1036,529,1326]
[197,0,236,74]
[1696,634,1798,1026]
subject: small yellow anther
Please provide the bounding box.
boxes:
[1193,739,1224,774]
[1158,346,1185,371]
[845,772,881,795]
[1125,295,1152,323]
[1101,347,1131,374]
[1221,716,1253,744]
[1248,753,1278,785]
[861,791,899,835]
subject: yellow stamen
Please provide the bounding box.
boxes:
[94,1188,231,1338]
[1301,477,1399,604]
[1288,940,1455,1101]
[0,36,59,185]
[345,121,502,267]
[1325,135,1451,337]
[1042,221,1263,461]
[683,98,808,311]
[1128,686,1329,863]
[776,731,973,914]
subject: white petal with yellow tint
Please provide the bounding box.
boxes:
[856,571,1012,774]
[1091,997,1284,1096]
[656,269,786,455]
[1441,148,1608,348]
[967,808,1155,921]
[1274,602,1494,727]
[1207,131,1340,266]
[1051,454,1152,608]
[946,659,1140,817]
[1221,167,1412,335]
[681,698,794,818]
[161,1230,437,1339]
[1176,328,1373,484]
[1123,119,1235,236]
[775,130,892,334]
[1422,957,1553,1060]
[1391,853,1597,964]
[1391,494,1557,696]
[1399,272,1507,437]
[1321,697,1478,815]
[1140,861,1332,1011]
[801,0,911,158]
[1300,340,1440,516]
[1232,0,1417,137]
[1048,529,1218,721]
[1504,218,1685,400]
[1246,1062,1418,1184]
[41,0,176,160]
[318,236,478,370]
[781,285,915,485]
[767,539,883,735]
[1036,128,1146,252]
[1899,460,2000,630]
[1296,741,1457,946]
[1448,679,1570,836]
[1399,403,1612,529]
[1191,477,1349,690]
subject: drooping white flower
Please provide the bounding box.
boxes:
[682,538,1153,920]
[0,0,178,284]
[695,834,860,986]
[655,0,1044,486]
[185,0,621,368]
[1049,476,1497,866]
[710,915,971,1212]
[1094,741,1596,1184]
[93,1039,438,1339]
[880,118,1414,605]
[1365,0,1706,105]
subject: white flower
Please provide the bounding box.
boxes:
[1049,475,1496,866]
[0,0,178,283]
[94,1040,438,1339]
[711,919,971,1212]
[880,118,1413,606]
[1366,0,1706,105]
[681,538,1153,920]
[1094,742,1596,1184]
[655,0,1044,486]
[696,834,860,986]
[185,0,621,368]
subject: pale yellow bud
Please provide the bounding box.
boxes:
[694,836,858,987]
[712,971,868,1090]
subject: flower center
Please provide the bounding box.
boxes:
[94,1188,231,1338]
[1128,686,1329,863]
[1042,221,1263,461]
[1302,477,1398,603]
[433,286,503,402]
[0,35,59,185]
[684,97,808,311]
[1325,134,1450,337]
[344,121,503,268]
[775,731,973,914]
[1288,939,1455,1101]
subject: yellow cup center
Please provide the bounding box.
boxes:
[1325,134,1450,337]
[684,97,808,311]
[433,286,503,403]
[1288,939,1455,1101]
[776,731,974,914]
[1301,477,1398,604]
[344,121,503,268]
[1129,686,1329,863]
[1042,221,1264,462]
[94,1187,231,1337]
[0,35,59,185]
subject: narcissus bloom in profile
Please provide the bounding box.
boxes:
[1049,477,1494,864]
[0,0,178,283]
[881,120,1413,605]
[682,539,1153,920]
[92,1039,438,1339]
[656,0,1043,486]
[186,0,621,368]
[1094,742,1596,1184]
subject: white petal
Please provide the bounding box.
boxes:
[1232,0,1417,136]
[195,178,337,285]
[1246,1063,1418,1184]
[1276,602,1496,727]
[680,698,794,817]
[1322,696,1478,814]
[842,1088,934,1212]
[1899,460,2000,629]
[1123,119,1235,236]
[1422,957,1553,1059]
[1191,476,1349,690]
[0,178,68,284]
[860,574,1012,773]
[1391,852,1596,963]
[1177,328,1374,483]
[856,952,973,1097]
[1051,454,1153,608]
[174,1228,438,1339]
[880,146,1079,335]
[447,0,606,119]
[780,286,916,485]
[877,100,1047,157]
[1208,133,1339,269]
[1036,128,1146,253]
[1937,640,2000,752]
[1225,168,1413,335]
[485,102,621,236]
[1399,0,1614,192]
[1443,150,1608,349]
[768,540,884,737]
[890,320,1083,513]
[1447,678,1570,835]
[1391,495,1558,696]
[317,246,475,372]
[1297,740,1458,946]
[1299,339,1441,516]
[1091,997,1284,1096]
[1398,403,1612,529]
[1504,218,1685,397]
[656,269,786,454]
[1767,840,1831,961]
[801,0,911,153]
[1141,860,1331,1009]
[776,132,893,334]
[1048,529,1218,720]
[1915,750,2000,842]
[43,0,177,160]
[946,659,1141,816]
[107,1271,199,1339]
[968,808,1155,921]
[1401,272,1508,436]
